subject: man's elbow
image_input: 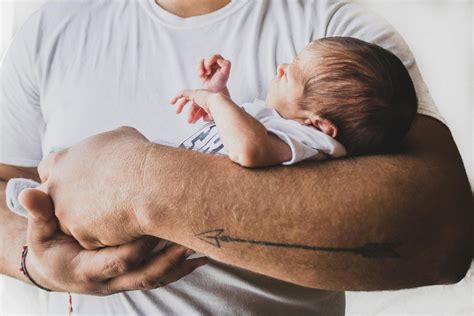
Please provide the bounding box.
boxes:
[433,196,473,285]
[442,210,473,284]
[437,243,472,286]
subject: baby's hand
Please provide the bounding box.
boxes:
[170,89,215,124]
[198,54,231,93]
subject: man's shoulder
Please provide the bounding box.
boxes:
[10,0,138,62]
[19,0,127,37]
[30,0,105,23]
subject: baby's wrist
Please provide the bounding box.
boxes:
[207,92,227,108]
[204,83,228,95]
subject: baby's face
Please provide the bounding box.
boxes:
[265,57,308,123]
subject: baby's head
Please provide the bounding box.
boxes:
[266,37,418,155]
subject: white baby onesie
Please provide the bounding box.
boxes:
[176,99,347,164]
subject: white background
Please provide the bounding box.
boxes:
[1,0,473,315]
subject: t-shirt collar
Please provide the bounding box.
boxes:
[140,0,249,29]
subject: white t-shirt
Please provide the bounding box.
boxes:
[175,99,347,165]
[0,0,445,314]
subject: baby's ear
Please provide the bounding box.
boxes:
[307,114,338,138]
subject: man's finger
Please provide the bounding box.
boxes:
[152,257,209,288]
[37,153,55,183]
[32,183,73,237]
[110,257,209,293]
[105,244,201,292]
[80,236,162,280]
[20,188,58,244]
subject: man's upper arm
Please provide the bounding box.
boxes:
[0,8,44,168]
[319,2,472,281]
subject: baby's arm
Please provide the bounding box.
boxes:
[188,55,231,123]
[170,90,291,168]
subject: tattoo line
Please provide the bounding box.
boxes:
[194,229,402,258]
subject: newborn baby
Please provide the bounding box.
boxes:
[7,37,417,227]
[171,37,418,167]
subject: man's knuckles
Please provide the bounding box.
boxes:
[102,256,136,277]
[136,276,165,291]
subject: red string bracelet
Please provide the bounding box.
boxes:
[68,292,73,315]
[20,245,73,314]
[20,245,52,292]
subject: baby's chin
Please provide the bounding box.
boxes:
[264,95,275,108]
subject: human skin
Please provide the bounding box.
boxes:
[171,90,292,167]
[0,165,209,294]
[1,0,472,294]
[34,115,473,291]
[0,0,225,295]
[170,52,340,167]
[171,54,293,167]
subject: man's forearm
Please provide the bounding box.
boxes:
[0,180,31,283]
[137,115,473,290]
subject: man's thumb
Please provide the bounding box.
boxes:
[20,188,57,243]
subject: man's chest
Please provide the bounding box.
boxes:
[39,51,266,156]
[36,12,303,156]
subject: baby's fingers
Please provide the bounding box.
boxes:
[198,58,205,78]
[187,103,201,124]
[170,90,192,104]
[191,107,207,124]
[170,95,188,114]
[216,58,231,74]
[204,54,224,75]
[169,94,182,105]
[203,113,213,121]
[170,90,194,114]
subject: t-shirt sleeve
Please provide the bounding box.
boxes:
[0,13,45,167]
[243,101,346,165]
[320,1,446,126]
[264,120,347,165]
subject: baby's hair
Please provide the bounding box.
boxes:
[297,37,418,155]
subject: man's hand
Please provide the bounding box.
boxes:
[20,188,208,294]
[36,126,153,249]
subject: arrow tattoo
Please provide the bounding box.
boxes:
[195,229,402,258]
